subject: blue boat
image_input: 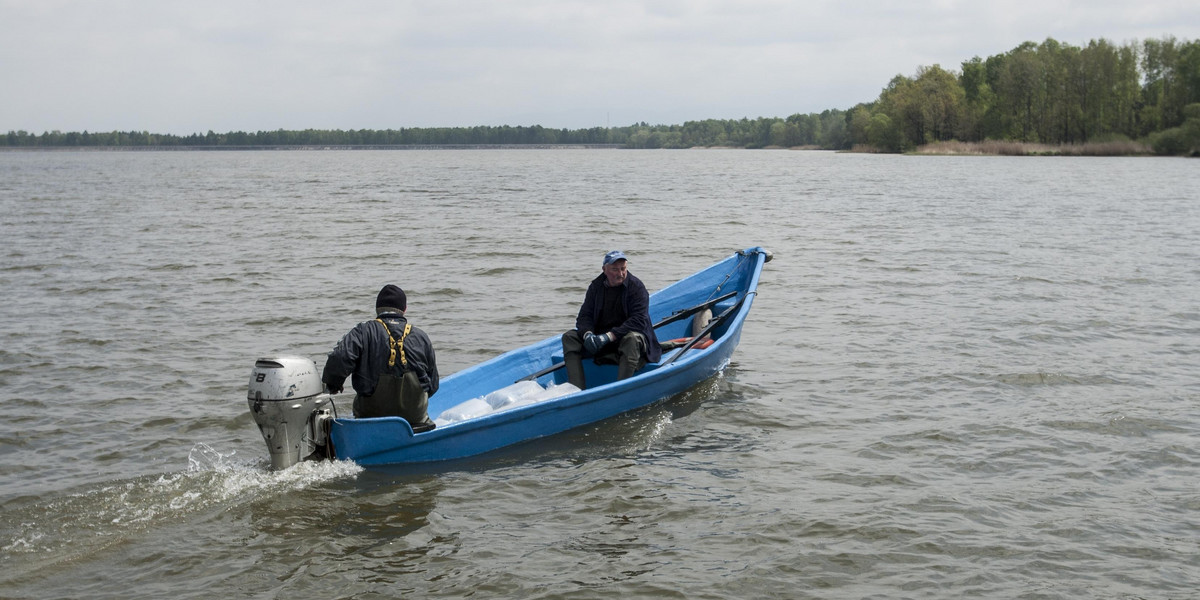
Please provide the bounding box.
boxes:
[247,247,770,469]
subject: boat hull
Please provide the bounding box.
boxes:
[329,247,768,467]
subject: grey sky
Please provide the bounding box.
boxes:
[2,0,1198,134]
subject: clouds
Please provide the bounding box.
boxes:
[2,0,1198,134]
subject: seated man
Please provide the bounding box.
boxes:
[322,284,438,432]
[561,250,662,389]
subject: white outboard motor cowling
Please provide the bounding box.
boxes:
[247,355,334,470]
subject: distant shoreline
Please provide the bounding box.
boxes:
[0,141,1170,156]
[907,140,1154,157]
[0,143,624,152]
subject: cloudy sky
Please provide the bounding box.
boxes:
[2,0,1198,134]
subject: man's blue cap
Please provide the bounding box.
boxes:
[603,250,628,266]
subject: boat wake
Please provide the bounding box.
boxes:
[185,442,363,498]
[0,444,361,584]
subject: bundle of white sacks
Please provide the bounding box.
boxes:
[434,379,581,426]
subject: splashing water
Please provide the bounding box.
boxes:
[0,443,362,585]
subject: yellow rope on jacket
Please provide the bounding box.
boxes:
[375,319,412,369]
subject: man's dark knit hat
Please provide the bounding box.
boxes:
[376,284,407,313]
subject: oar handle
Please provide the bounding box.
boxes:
[520,360,566,382]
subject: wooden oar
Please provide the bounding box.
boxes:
[516,291,739,383]
[652,291,736,329]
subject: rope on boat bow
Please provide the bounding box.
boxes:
[709,247,768,301]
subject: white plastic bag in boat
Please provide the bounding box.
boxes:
[531,382,581,402]
[495,381,582,412]
[438,381,583,423]
[435,396,492,425]
[484,380,545,410]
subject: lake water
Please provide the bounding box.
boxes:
[1,149,1197,599]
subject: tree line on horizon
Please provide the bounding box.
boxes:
[4,36,1197,155]
[848,36,1199,155]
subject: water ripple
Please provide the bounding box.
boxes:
[1,150,1198,598]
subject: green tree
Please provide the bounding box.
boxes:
[866,113,903,152]
[959,57,995,141]
[875,65,965,148]
[847,104,873,148]
[993,42,1042,141]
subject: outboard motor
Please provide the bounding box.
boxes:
[247,355,334,470]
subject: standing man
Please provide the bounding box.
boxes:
[322,284,438,432]
[562,250,662,389]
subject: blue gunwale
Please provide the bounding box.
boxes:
[329,247,769,466]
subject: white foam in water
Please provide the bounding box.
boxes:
[178,444,363,514]
[435,381,581,425]
[184,443,363,501]
[1,445,363,558]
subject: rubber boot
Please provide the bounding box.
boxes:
[562,330,587,389]
[616,332,648,380]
